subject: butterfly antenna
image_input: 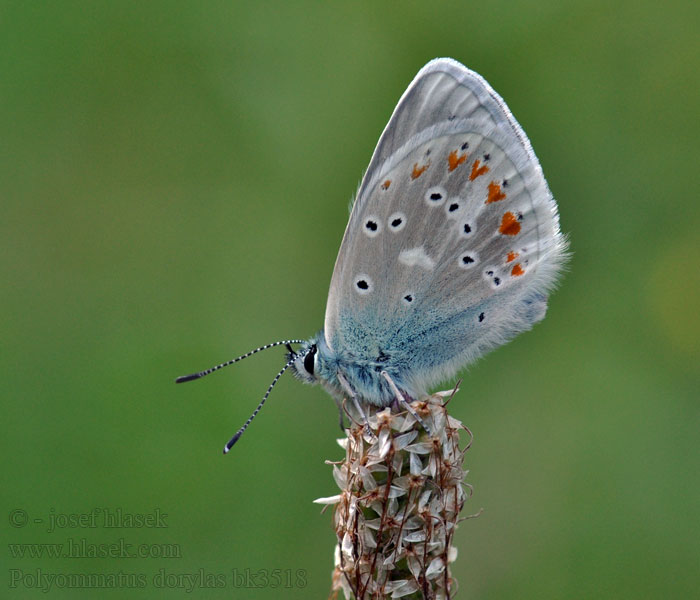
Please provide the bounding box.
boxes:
[223,347,312,454]
[175,339,305,383]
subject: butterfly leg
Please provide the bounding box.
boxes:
[381,371,432,436]
[334,398,347,431]
[337,373,375,439]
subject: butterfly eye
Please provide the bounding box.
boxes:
[303,345,317,375]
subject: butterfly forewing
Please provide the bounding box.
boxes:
[323,59,566,391]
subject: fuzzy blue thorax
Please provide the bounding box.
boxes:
[289,333,417,407]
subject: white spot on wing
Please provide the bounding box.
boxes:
[445,198,462,218]
[482,266,502,289]
[424,186,446,207]
[399,247,435,270]
[363,216,382,238]
[388,212,406,232]
[459,220,476,238]
[458,251,478,269]
[353,274,373,295]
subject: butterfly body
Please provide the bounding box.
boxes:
[289,58,566,408]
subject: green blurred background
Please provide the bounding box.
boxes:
[2,1,698,598]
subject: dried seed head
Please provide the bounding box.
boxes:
[318,391,472,599]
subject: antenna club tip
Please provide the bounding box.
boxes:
[224,432,242,454]
[175,373,201,384]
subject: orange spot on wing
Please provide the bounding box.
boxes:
[506,251,519,263]
[499,212,521,236]
[411,161,430,179]
[486,181,507,204]
[447,150,467,172]
[511,263,525,276]
[381,180,391,190]
[469,159,489,181]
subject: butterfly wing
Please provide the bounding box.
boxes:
[323,58,567,398]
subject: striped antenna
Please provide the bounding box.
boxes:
[175,339,305,383]
[223,346,313,454]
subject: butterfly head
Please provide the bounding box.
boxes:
[288,339,320,384]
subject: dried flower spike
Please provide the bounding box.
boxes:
[316,391,472,600]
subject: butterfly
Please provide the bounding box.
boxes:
[177,58,567,453]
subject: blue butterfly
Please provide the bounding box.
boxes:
[177,58,567,453]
